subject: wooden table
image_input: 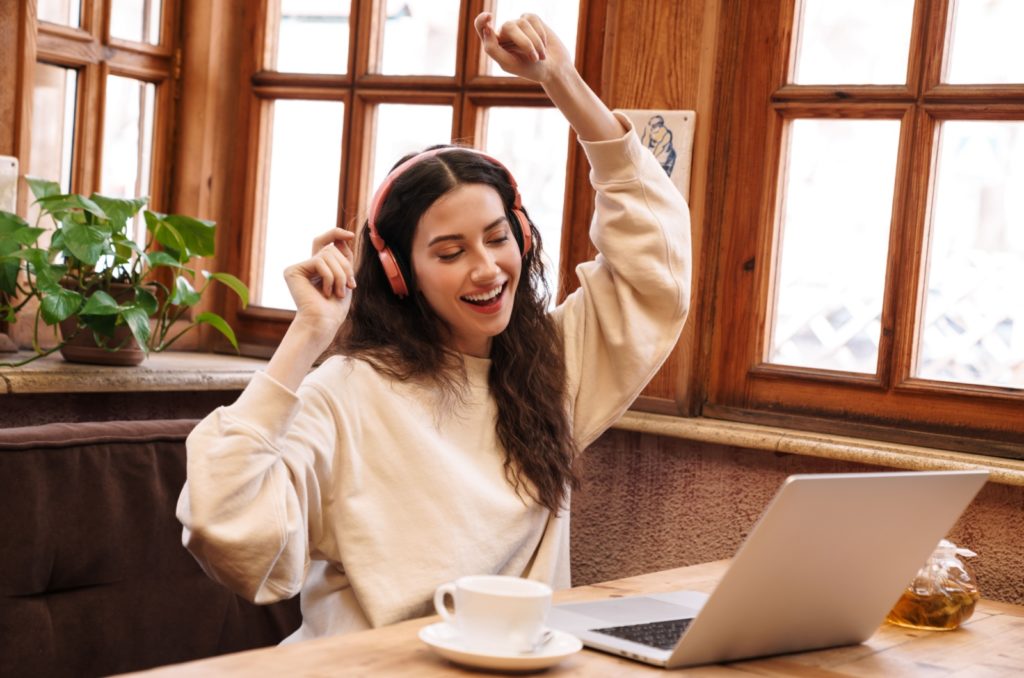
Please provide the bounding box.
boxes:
[124,561,1024,676]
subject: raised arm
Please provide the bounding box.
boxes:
[474,12,624,143]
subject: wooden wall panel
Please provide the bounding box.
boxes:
[0,0,21,156]
[172,0,258,350]
[596,0,722,414]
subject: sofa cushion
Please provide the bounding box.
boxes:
[0,419,301,677]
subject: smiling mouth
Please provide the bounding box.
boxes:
[461,283,506,306]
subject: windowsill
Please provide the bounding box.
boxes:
[613,411,1024,488]
[4,352,1020,487]
[0,351,268,394]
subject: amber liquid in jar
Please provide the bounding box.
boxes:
[885,588,980,631]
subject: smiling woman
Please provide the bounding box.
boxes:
[412,184,522,358]
[177,11,691,645]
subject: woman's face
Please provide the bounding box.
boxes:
[410,183,523,358]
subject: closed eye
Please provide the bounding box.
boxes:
[438,249,463,262]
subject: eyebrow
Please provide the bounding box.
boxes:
[426,216,509,248]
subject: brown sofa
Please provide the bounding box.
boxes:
[0,419,301,677]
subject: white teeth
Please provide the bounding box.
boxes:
[463,285,503,302]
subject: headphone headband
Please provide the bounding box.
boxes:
[366,147,531,298]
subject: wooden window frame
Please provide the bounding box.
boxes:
[17,0,180,212]
[1,0,180,349]
[211,0,605,356]
[704,0,1024,456]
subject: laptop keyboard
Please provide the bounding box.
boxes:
[592,618,694,650]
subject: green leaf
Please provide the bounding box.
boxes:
[163,214,216,258]
[120,304,152,350]
[34,193,108,221]
[170,275,201,307]
[60,221,111,266]
[195,311,239,351]
[90,194,148,235]
[39,286,83,324]
[134,287,159,316]
[149,215,188,262]
[0,210,30,236]
[80,313,116,339]
[208,271,250,308]
[144,250,184,269]
[0,213,44,252]
[79,290,121,316]
[0,256,20,295]
[26,177,61,201]
[17,248,64,288]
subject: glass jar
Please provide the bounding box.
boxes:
[886,539,980,631]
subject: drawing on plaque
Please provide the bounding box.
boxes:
[621,110,696,200]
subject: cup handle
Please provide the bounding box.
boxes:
[433,583,457,625]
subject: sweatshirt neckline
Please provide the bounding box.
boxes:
[460,353,492,389]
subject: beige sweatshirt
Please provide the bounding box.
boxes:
[177,115,691,643]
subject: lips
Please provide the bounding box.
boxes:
[460,282,507,312]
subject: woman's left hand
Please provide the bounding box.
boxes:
[474,12,573,86]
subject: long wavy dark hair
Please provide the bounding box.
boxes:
[338,147,578,512]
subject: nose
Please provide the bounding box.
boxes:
[468,247,500,283]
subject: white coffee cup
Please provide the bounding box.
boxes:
[433,575,552,653]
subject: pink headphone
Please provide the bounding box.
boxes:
[366,147,532,298]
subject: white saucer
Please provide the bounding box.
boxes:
[418,622,583,672]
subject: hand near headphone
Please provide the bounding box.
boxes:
[283,227,357,347]
[474,12,573,86]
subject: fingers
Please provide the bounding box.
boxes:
[515,17,547,60]
[475,12,546,65]
[315,242,356,296]
[310,226,356,256]
[287,242,356,303]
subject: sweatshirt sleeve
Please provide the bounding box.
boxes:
[554,112,692,448]
[175,370,338,604]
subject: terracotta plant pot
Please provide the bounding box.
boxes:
[58,317,146,366]
[57,281,146,366]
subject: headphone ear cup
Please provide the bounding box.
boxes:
[512,209,531,256]
[377,246,410,297]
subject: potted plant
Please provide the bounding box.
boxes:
[0,178,248,366]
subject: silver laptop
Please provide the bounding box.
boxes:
[549,470,988,668]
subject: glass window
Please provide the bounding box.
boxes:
[37,0,81,27]
[792,0,914,85]
[30,64,78,195]
[109,0,162,44]
[486,1,578,75]
[378,0,459,76]
[275,0,351,74]
[484,107,569,298]
[100,75,156,243]
[769,119,901,373]
[917,121,1024,387]
[260,99,345,310]
[945,0,1024,85]
[368,103,453,192]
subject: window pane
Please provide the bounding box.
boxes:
[945,0,1024,84]
[484,107,569,300]
[486,1,578,75]
[37,0,81,27]
[109,0,162,44]
[275,0,351,74]
[260,100,344,310]
[368,103,453,193]
[792,0,914,85]
[378,0,458,76]
[30,64,77,195]
[769,119,900,373]
[917,121,1024,387]
[100,76,156,244]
